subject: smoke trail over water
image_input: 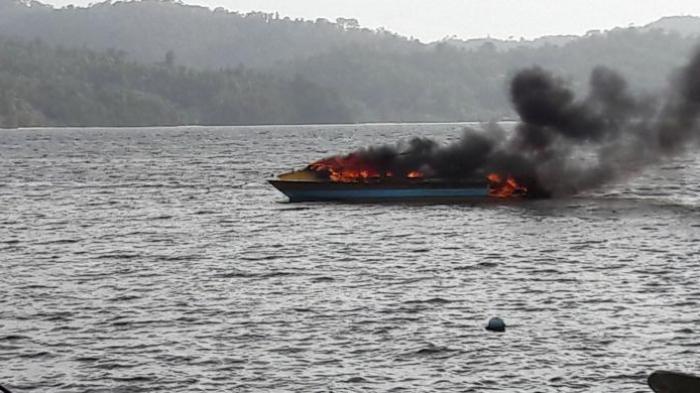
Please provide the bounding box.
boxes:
[318,47,700,197]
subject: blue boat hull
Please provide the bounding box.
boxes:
[269,180,489,202]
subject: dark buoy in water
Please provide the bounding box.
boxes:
[648,370,700,392]
[486,317,506,332]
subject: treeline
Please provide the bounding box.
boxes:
[279,28,700,122]
[0,38,350,128]
[1,0,700,126]
[0,0,421,69]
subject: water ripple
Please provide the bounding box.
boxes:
[1,125,699,392]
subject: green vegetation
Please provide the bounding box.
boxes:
[0,0,699,127]
[0,38,350,127]
[0,0,420,69]
[280,28,699,122]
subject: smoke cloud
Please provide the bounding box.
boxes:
[338,46,700,197]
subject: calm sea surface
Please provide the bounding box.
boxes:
[1,124,700,392]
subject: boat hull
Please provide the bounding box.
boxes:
[269,180,489,202]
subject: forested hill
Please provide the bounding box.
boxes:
[1,0,699,71]
[0,37,351,128]
[1,0,700,127]
[0,0,422,69]
[280,28,700,122]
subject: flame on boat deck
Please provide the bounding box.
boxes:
[294,153,530,198]
[307,153,424,183]
[486,173,528,198]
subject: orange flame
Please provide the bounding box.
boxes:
[407,170,423,179]
[487,173,528,198]
[308,153,422,182]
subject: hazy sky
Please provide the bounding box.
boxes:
[43,0,700,42]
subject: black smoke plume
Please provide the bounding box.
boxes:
[330,47,700,197]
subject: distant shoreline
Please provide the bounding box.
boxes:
[1,120,520,131]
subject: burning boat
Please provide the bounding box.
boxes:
[272,46,700,202]
[269,152,528,202]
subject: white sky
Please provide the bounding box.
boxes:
[42,0,700,42]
